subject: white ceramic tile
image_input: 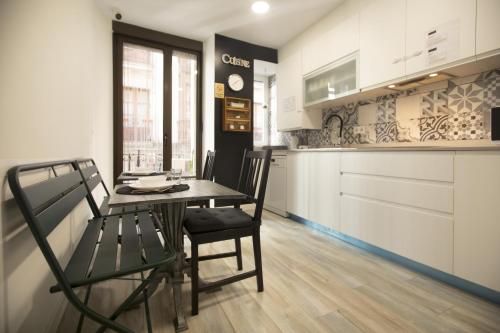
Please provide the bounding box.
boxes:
[397,119,421,142]
[396,94,423,122]
[357,103,377,125]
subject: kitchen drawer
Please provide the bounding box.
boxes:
[341,151,454,182]
[341,194,453,273]
[340,173,453,213]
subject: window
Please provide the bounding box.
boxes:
[253,74,280,147]
[171,50,198,175]
[113,25,202,182]
[122,43,164,172]
[253,78,268,147]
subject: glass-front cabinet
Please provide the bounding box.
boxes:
[303,52,359,108]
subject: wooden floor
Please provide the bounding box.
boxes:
[58,209,500,333]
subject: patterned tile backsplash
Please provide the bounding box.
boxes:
[280,68,500,146]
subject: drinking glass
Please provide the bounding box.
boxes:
[170,169,182,185]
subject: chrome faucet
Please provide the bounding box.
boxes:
[324,114,344,143]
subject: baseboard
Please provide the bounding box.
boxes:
[287,213,500,305]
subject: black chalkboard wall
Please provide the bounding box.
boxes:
[214,34,277,205]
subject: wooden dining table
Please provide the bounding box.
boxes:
[108,178,247,332]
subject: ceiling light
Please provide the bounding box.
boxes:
[428,73,439,77]
[252,1,270,14]
[388,84,396,88]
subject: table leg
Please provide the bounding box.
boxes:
[156,202,188,332]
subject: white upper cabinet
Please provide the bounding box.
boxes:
[303,52,359,108]
[277,49,321,131]
[476,0,500,56]
[301,8,359,76]
[359,0,406,88]
[405,0,476,76]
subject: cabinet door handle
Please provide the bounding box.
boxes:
[412,50,423,57]
[392,57,402,64]
[404,50,423,61]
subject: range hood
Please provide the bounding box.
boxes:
[386,72,454,91]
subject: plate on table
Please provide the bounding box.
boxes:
[129,176,175,191]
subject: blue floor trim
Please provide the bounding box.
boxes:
[288,213,500,305]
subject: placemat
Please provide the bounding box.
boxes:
[121,172,166,177]
[116,184,190,195]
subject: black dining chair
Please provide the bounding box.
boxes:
[187,150,216,208]
[183,149,272,315]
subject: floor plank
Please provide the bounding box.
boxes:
[57,209,500,332]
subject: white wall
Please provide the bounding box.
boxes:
[0,0,112,332]
[202,35,215,159]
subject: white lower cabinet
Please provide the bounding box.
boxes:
[308,152,341,230]
[340,195,453,273]
[286,152,341,230]
[286,152,309,218]
[285,150,500,291]
[454,152,500,291]
[340,151,454,273]
[264,155,287,216]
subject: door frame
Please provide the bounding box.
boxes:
[112,23,203,184]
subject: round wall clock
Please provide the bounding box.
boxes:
[228,73,244,92]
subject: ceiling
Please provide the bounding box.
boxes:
[95,0,344,49]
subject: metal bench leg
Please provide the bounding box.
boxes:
[76,284,92,333]
[96,268,159,333]
[142,272,153,333]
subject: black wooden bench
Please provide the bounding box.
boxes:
[8,160,175,333]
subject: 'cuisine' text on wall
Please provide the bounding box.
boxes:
[221,53,251,68]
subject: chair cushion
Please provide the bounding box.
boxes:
[184,208,253,233]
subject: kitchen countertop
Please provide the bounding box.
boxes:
[286,146,500,152]
[259,140,500,152]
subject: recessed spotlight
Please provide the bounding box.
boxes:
[388,84,396,88]
[428,73,439,77]
[252,1,270,14]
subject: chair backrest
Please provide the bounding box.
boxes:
[202,150,216,181]
[236,149,272,221]
[7,160,91,297]
[74,158,110,217]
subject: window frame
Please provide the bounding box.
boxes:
[112,22,203,184]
